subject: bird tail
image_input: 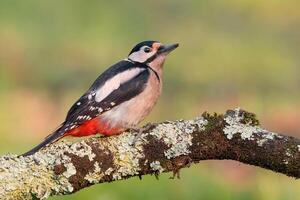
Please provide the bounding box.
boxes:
[21,124,65,156]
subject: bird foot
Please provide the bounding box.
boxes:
[169,156,192,179]
[128,123,156,146]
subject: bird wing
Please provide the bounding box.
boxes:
[63,65,150,132]
[22,61,150,156]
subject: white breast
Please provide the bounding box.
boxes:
[100,70,162,128]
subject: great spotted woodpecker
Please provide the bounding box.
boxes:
[22,40,178,156]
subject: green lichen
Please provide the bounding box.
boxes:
[149,121,192,159]
[0,139,101,199]
[150,161,164,173]
[149,118,207,159]
[104,132,145,180]
[0,153,61,200]
[201,111,224,133]
[0,117,205,199]
[223,108,282,148]
[5,112,281,200]
[84,162,103,183]
[240,111,260,126]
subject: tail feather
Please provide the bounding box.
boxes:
[21,125,65,156]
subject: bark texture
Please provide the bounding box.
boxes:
[1,108,300,200]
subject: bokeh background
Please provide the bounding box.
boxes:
[1,0,300,199]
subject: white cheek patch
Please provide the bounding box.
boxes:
[128,49,156,63]
[95,68,146,102]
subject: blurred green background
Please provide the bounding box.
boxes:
[1,0,300,199]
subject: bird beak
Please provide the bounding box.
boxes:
[157,43,179,55]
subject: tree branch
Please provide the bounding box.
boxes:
[1,108,300,200]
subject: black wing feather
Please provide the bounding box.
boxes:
[22,61,150,156]
[66,60,136,117]
[65,67,150,125]
[100,68,149,108]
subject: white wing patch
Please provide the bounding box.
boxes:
[95,67,146,102]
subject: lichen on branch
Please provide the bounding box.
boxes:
[1,108,300,200]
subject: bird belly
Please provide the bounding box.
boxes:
[100,73,162,129]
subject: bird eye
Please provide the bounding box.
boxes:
[144,47,151,53]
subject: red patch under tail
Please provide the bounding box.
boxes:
[64,118,124,137]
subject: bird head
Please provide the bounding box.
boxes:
[128,41,179,68]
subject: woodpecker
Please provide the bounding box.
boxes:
[22,40,178,156]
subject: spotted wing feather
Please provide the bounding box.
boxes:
[64,66,150,131]
[22,61,150,156]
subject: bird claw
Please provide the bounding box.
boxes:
[138,174,143,180]
[170,169,181,179]
[154,172,160,180]
[169,156,192,179]
[129,123,156,146]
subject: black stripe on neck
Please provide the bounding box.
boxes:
[147,65,160,83]
[145,54,160,82]
[127,58,160,82]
